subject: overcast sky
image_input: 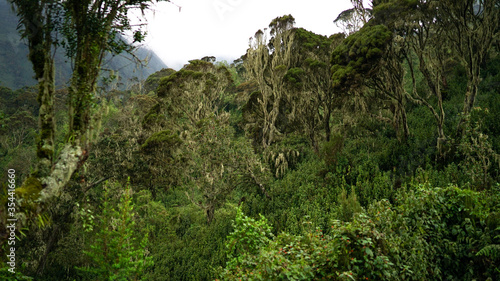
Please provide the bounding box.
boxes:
[137,0,360,70]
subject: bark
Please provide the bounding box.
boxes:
[35,52,56,178]
[324,106,331,142]
[399,100,410,141]
[456,72,480,136]
[206,206,215,225]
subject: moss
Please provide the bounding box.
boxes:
[142,104,164,129]
[39,126,53,141]
[17,176,43,201]
[141,130,182,152]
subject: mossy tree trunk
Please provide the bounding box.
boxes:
[66,0,119,144]
[9,0,56,179]
[36,56,56,178]
[34,8,56,179]
[10,0,159,210]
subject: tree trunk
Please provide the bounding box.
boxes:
[38,144,83,202]
[35,54,56,178]
[436,122,447,159]
[397,98,410,142]
[324,105,331,142]
[206,206,215,225]
[457,74,480,137]
[401,106,410,141]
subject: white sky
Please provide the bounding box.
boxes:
[136,0,359,70]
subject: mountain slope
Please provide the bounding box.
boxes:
[0,0,167,89]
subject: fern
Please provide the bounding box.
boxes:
[477,244,500,260]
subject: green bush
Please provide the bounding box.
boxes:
[220,210,397,280]
[76,181,152,280]
[368,183,499,280]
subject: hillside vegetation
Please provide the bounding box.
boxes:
[1,0,499,280]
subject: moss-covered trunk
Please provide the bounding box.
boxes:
[67,0,109,144]
[68,58,100,144]
[324,105,331,142]
[35,48,55,178]
[456,70,481,138]
[399,100,410,141]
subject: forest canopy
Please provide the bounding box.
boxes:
[1,0,500,280]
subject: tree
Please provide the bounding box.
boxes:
[7,1,168,277]
[9,0,58,183]
[369,41,410,141]
[184,116,270,224]
[9,0,168,206]
[283,29,344,149]
[373,0,452,155]
[143,68,176,94]
[372,0,500,152]
[244,15,297,148]
[142,59,271,224]
[155,59,232,129]
[244,15,346,154]
[436,0,500,136]
[334,0,372,35]
[330,23,411,141]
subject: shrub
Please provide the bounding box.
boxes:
[76,181,152,280]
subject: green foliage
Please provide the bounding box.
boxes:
[143,68,176,94]
[458,107,500,190]
[155,60,232,129]
[3,3,500,281]
[295,28,339,53]
[0,265,33,280]
[372,0,419,25]
[335,187,363,222]
[141,130,182,152]
[320,133,344,169]
[143,200,235,280]
[367,183,500,280]
[331,24,392,91]
[283,67,305,89]
[223,181,499,280]
[221,211,396,280]
[477,243,500,261]
[225,206,274,263]
[76,181,153,280]
[183,115,270,224]
[243,157,337,235]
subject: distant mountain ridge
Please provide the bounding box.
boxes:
[0,0,167,90]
